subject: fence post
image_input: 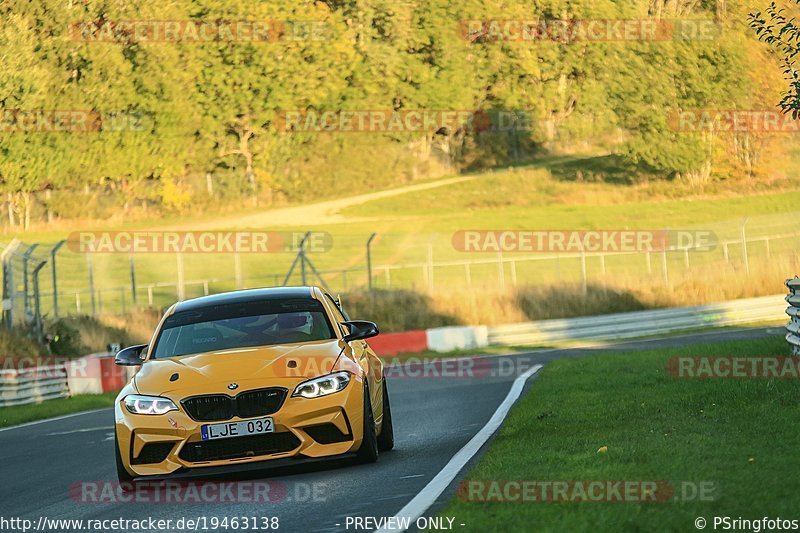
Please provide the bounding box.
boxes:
[281,232,330,291]
[646,251,651,274]
[2,257,10,329]
[580,249,587,295]
[22,244,39,321]
[662,249,669,286]
[741,217,749,275]
[464,263,472,289]
[50,240,66,317]
[1,239,20,329]
[87,251,96,316]
[300,249,307,285]
[32,261,46,341]
[129,254,137,305]
[366,233,377,292]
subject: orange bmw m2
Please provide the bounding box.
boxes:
[113,286,393,481]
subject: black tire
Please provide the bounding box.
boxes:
[355,385,379,464]
[377,378,394,452]
[115,433,135,485]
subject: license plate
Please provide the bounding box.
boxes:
[201,417,274,441]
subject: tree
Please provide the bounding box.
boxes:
[190,0,356,205]
[750,1,800,116]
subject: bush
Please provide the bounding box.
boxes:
[46,319,84,356]
[342,289,461,332]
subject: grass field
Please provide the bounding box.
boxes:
[0,392,117,429]
[440,335,800,531]
[5,156,800,327]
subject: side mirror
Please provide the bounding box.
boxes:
[341,320,379,343]
[115,344,148,366]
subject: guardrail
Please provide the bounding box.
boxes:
[488,294,787,346]
[786,278,800,356]
[0,365,69,407]
[0,351,130,408]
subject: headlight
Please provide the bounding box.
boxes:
[123,394,178,415]
[292,371,351,399]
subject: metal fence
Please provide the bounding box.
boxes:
[369,231,799,294]
[0,239,67,338]
[1,223,799,329]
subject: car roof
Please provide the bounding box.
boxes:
[173,286,319,313]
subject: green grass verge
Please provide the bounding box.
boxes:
[0,392,118,429]
[440,335,800,531]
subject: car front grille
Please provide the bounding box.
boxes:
[236,388,286,419]
[132,441,175,464]
[303,423,352,444]
[182,395,232,422]
[178,432,301,463]
[181,388,287,422]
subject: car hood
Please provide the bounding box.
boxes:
[133,339,346,396]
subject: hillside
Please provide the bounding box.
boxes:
[1,1,793,230]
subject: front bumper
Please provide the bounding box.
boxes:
[116,378,365,478]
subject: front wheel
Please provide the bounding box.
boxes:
[377,378,394,452]
[355,385,378,464]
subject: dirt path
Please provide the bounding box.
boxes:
[159,174,478,230]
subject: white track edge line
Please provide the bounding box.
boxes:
[374,363,543,533]
[0,407,111,433]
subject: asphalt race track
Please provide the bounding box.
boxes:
[0,326,781,533]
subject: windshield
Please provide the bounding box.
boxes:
[151,298,335,359]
